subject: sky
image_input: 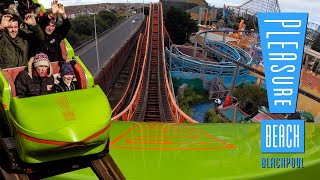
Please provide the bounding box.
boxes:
[37,0,320,25]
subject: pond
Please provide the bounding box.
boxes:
[191,101,216,123]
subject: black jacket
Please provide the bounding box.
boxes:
[41,17,71,62]
[52,79,76,93]
[15,70,54,98]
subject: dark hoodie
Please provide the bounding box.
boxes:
[40,16,71,62]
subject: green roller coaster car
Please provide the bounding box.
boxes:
[0,41,111,164]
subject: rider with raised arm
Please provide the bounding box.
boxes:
[0,13,44,69]
[39,0,71,62]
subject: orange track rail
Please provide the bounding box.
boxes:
[112,3,198,123]
[111,34,142,116]
[112,14,151,121]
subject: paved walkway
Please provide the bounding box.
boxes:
[300,68,320,91]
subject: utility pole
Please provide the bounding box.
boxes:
[142,0,144,18]
[127,0,129,19]
[132,20,135,35]
[94,13,100,73]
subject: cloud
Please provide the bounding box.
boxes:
[206,0,319,25]
[38,0,159,7]
[38,0,107,7]
[37,0,319,25]
[279,0,320,24]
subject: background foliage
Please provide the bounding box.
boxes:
[233,84,268,116]
[67,10,123,48]
[164,6,198,45]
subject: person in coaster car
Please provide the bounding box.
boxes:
[38,0,71,62]
[15,52,54,98]
[0,13,45,69]
[52,60,77,92]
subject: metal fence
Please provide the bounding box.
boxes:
[95,19,146,95]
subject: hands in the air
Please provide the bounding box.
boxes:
[1,14,13,29]
[51,0,66,16]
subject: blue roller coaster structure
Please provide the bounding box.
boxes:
[166,41,253,78]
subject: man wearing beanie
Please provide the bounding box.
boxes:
[15,52,54,98]
[52,61,77,92]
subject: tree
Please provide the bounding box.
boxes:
[311,33,320,52]
[233,84,268,116]
[94,16,108,34]
[71,15,94,36]
[204,109,229,123]
[164,6,198,45]
[98,10,117,27]
[66,10,120,48]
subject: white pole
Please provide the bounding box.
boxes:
[132,20,135,35]
[94,14,100,73]
[127,0,129,19]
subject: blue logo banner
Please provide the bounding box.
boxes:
[261,120,305,153]
[258,13,308,113]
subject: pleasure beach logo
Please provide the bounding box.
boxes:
[258,13,308,114]
[260,120,305,168]
[257,13,308,169]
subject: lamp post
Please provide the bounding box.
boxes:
[94,13,100,73]
[127,0,129,19]
[142,0,144,18]
[132,19,136,35]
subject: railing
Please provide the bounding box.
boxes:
[95,17,145,94]
[167,48,248,76]
[226,42,253,65]
[208,41,241,61]
[112,15,151,121]
[111,33,143,116]
[159,3,198,123]
[166,39,255,77]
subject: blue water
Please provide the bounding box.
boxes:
[191,102,215,123]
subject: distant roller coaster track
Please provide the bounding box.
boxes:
[195,30,320,103]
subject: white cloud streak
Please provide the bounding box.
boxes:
[37,0,319,24]
[207,0,320,25]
